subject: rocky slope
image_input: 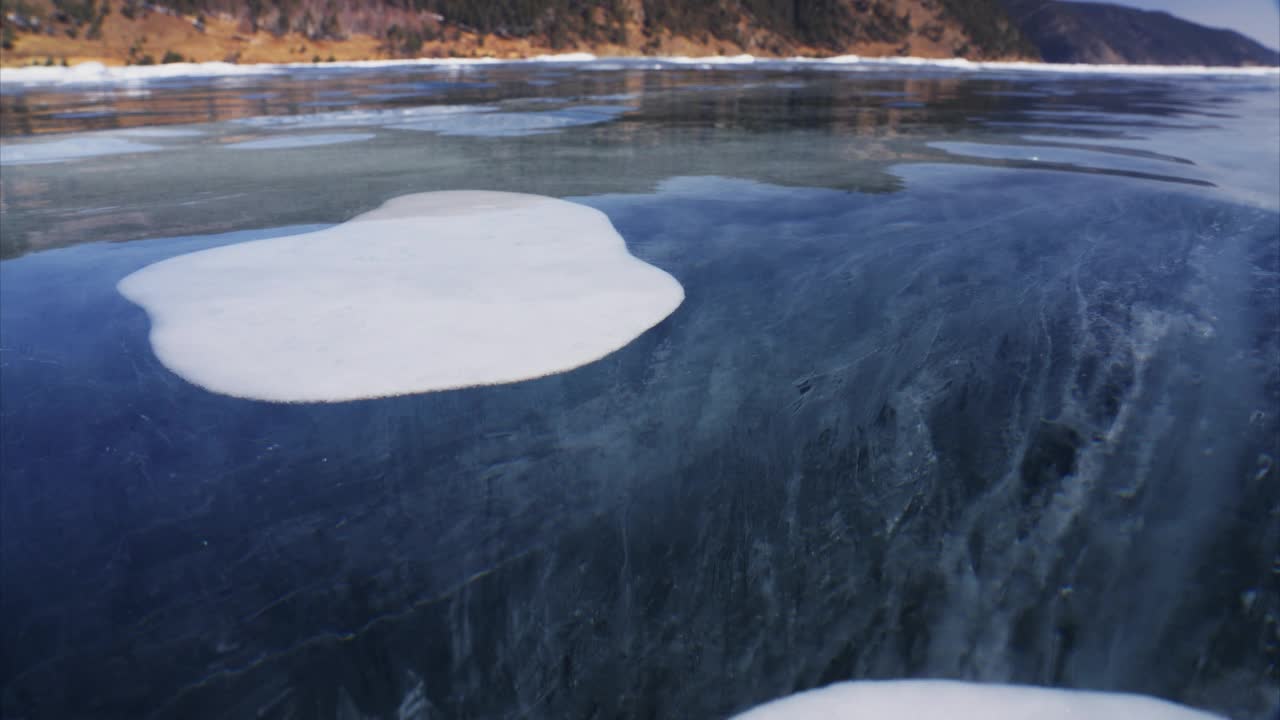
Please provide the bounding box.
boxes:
[999,0,1279,66]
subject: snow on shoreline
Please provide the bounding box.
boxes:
[2,54,1276,88]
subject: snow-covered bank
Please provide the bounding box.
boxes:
[3,53,1276,89]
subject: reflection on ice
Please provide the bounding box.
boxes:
[52,109,117,120]
[298,99,359,108]
[234,104,493,130]
[231,100,632,137]
[224,132,374,150]
[581,92,641,102]
[117,191,683,402]
[0,135,160,165]
[111,126,205,138]
[371,80,496,92]
[734,681,1223,720]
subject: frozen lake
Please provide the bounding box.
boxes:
[1,58,1278,719]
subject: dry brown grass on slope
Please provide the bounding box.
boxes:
[0,0,1031,68]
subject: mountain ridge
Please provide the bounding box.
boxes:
[998,0,1279,66]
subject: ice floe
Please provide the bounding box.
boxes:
[117,191,684,402]
[732,681,1223,720]
[230,102,630,136]
[0,135,161,165]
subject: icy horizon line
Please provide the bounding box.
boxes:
[2,53,1278,87]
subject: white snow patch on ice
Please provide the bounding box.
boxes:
[6,55,1271,89]
[117,191,684,403]
[528,52,598,62]
[664,54,758,65]
[732,681,1224,720]
[224,132,375,150]
[0,61,283,87]
[0,136,161,165]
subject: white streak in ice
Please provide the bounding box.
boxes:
[389,105,632,136]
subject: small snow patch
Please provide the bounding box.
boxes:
[732,681,1223,720]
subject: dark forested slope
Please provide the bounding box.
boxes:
[999,0,1279,65]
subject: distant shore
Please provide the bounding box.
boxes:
[4,0,1275,72]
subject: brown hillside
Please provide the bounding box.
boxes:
[0,0,1038,67]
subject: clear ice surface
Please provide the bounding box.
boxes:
[0,61,1277,720]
